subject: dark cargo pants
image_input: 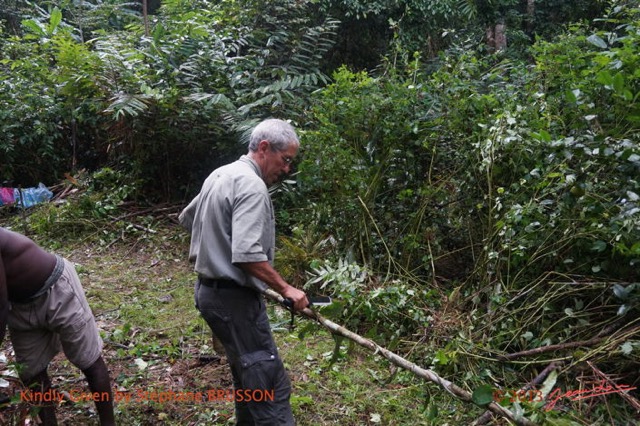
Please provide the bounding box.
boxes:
[195,279,294,426]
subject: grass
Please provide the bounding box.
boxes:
[4,214,635,425]
[0,221,481,425]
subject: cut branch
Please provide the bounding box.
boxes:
[498,337,604,361]
[263,288,536,426]
[499,324,639,361]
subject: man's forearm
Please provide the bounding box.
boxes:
[236,261,288,293]
[236,261,309,311]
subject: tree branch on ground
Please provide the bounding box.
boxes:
[263,288,536,426]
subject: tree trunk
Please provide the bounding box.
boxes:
[495,22,507,51]
[526,0,535,35]
[527,0,535,18]
[142,0,149,37]
[486,22,507,53]
[486,26,495,52]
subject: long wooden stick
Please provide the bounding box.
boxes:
[498,323,638,361]
[498,338,604,361]
[263,288,536,426]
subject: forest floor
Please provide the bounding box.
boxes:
[0,223,478,426]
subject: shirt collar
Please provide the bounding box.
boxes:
[239,155,262,179]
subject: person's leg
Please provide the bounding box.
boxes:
[8,304,61,425]
[82,356,115,426]
[196,283,294,426]
[26,368,58,426]
[48,259,113,425]
[196,281,254,424]
[235,302,294,426]
[230,362,255,425]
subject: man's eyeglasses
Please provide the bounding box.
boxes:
[266,140,294,164]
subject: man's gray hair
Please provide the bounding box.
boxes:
[248,119,299,152]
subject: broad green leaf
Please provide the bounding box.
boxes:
[613,73,625,93]
[434,349,449,365]
[21,19,45,36]
[49,7,62,34]
[596,70,613,86]
[539,130,551,142]
[472,384,494,406]
[539,370,558,399]
[613,283,635,299]
[591,240,607,252]
[567,89,581,102]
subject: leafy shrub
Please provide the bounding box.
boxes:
[1,1,338,201]
[304,258,435,346]
[293,66,455,274]
[23,168,140,244]
[283,7,640,423]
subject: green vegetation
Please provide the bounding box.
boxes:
[0,224,472,425]
[1,0,639,424]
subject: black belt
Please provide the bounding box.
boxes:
[199,277,239,289]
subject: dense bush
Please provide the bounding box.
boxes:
[279,4,639,423]
[0,0,338,199]
[291,66,442,273]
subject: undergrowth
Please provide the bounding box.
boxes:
[2,163,639,424]
[0,204,479,425]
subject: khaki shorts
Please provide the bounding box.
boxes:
[8,257,103,381]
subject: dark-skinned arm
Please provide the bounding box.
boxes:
[237,261,309,312]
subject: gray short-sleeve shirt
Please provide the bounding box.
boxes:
[180,155,274,292]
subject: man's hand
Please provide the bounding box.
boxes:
[281,285,309,312]
[237,261,309,311]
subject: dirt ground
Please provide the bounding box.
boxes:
[0,226,379,426]
[0,230,244,425]
[0,224,468,426]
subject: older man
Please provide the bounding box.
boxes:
[0,227,114,425]
[180,118,309,425]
